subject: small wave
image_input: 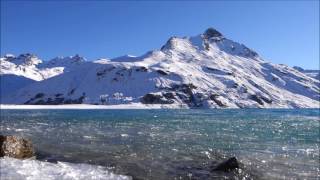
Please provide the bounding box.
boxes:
[83,135,95,139]
[0,157,131,180]
[36,122,49,126]
[121,134,129,137]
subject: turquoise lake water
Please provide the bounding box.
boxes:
[0,109,319,179]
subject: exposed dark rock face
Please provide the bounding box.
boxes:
[206,67,219,71]
[212,157,239,172]
[203,28,223,39]
[174,92,189,103]
[162,92,175,99]
[154,83,205,107]
[209,94,226,107]
[205,67,233,76]
[49,97,65,104]
[0,135,34,159]
[169,83,197,106]
[141,93,174,104]
[293,66,304,72]
[249,95,264,105]
[170,83,197,94]
[156,70,169,75]
[260,96,272,104]
[34,99,46,105]
[8,53,41,66]
[249,94,272,105]
[96,66,116,77]
[24,93,46,104]
[135,66,148,72]
[55,93,63,97]
[204,42,210,51]
[72,54,84,62]
[63,95,86,104]
[96,70,106,76]
[34,93,45,99]
[68,88,76,95]
[243,46,258,57]
[24,93,86,105]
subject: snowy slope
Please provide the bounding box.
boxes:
[1,54,86,81]
[1,28,319,108]
[1,54,44,100]
[0,74,36,100]
[1,54,46,81]
[293,66,319,80]
[38,54,86,71]
[0,54,86,100]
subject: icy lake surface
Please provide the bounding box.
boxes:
[0,109,319,179]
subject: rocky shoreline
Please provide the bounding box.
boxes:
[0,135,34,159]
[1,135,244,179]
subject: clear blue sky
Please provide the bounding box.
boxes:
[1,1,319,69]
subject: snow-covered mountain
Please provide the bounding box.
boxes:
[0,54,86,99]
[293,66,320,80]
[0,54,86,80]
[1,28,319,108]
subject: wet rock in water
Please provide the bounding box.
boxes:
[0,135,34,159]
[212,157,239,172]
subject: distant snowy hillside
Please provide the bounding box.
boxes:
[1,54,46,81]
[39,54,86,71]
[293,66,319,80]
[0,54,86,100]
[1,28,319,108]
[0,54,86,81]
[0,75,36,100]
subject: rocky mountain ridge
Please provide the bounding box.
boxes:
[1,28,319,108]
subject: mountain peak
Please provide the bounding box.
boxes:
[3,54,15,59]
[41,54,86,69]
[72,54,86,62]
[50,54,86,63]
[203,28,223,39]
[4,53,42,66]
[160,36,178,51]
[1,29,319,108]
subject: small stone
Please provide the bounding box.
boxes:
[0,135,34,159]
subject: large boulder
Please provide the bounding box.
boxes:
[212,157,239,172]
[0,135,34,159]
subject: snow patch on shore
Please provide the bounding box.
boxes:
[0,103,187,109]
[0,157,131,180]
